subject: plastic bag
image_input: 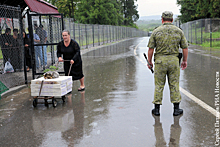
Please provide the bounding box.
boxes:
[4,61,14,73]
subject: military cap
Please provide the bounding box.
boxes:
[162,11,173,19]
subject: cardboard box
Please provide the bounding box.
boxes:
[31,76,72,96]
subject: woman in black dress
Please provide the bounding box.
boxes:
[57,30,85,91]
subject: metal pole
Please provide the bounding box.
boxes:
[201,19,203,44]
[92,24,94,47]
[73,22,75,40]
[195,21,197,44]
[27,11,35,79]
[79,24,80,46]
[18,5,27,84]
[103,25,104,44]
[210,18,212,47]
[98,25,100,45]
[85,24,88,48]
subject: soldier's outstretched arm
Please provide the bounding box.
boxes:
[181,48,188,70]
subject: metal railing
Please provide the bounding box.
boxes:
[179,18,220,48]
[64,18,147,48]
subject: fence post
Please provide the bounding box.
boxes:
[18,5,27,84]
[201,19,203,44]
[73,22,75,40]
[92,24,94,47]
[210,18,212,47]
[98,25,100,45]
[112,26,114,41]
[103,25,104,44]
[85,24,88,48]
[79,24,81,46]
[195,21,197,44]
[191,23,192,43]
[109,25,111,43]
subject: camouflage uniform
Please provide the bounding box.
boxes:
[147,11,188,105]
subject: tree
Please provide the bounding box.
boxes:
[177,0,220,23]
[75,0,123,25]
[121,0,139,27]
[195,0,211,19]
[47,0,79,19]
[47,0,139,27]
[177,0,199,23]
[209,0,220,18]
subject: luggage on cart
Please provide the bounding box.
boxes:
[31,76,72,107]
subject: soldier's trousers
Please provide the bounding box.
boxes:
[153,56,181,104]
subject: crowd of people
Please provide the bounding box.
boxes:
[0,24,48,72]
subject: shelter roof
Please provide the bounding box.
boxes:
[0,0,58,14]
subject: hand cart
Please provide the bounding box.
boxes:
[31,63,73,107]
[31,76,72,107]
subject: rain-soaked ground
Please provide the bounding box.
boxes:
[0,37,219,147]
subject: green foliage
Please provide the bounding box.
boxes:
[75,0,123,25]
[177,0,220,23]
[47,0,79,18]
[47,0,139,27]
[121,0,139,26]
[43,65,58,73]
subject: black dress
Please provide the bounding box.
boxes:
[57,39,84,80]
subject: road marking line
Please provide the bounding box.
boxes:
[134,38,147,63]
[134,37,219,118]
[180,87,219,118]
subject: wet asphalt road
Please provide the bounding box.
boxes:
[0,37,219,147]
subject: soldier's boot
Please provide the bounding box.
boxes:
[173,103,183,116]
[152,104,160,116]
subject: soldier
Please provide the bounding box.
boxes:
[147,11,188,116]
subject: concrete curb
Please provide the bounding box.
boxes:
[1,85,27,99]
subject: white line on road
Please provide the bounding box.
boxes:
[134,38,219,118]
[180,87,219,118]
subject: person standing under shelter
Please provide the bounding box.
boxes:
[147,11,188,116]
[57,30,85,91]
[33,32,42,69]
[37,24,47,67]
[0,28,13,65]
[11,28,22,71]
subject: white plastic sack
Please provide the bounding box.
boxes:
[4,61,14,73]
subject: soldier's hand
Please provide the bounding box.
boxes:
[181,61,187,70]
[147,62,153,69]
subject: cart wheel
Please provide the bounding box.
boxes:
[52,99,57,107]
[33,99,38,107]
[44,99,49,107]
[62,96,66,102]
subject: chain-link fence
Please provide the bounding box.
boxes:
[180,18,220,48]
[0,4,147,92]
[64,18,147,48]
[0,5,25,90]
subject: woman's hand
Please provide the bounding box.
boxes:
[58,57,63,62]
[25,44,29,47]
[70,60,74,64]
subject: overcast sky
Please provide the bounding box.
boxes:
[136,0,181,17]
